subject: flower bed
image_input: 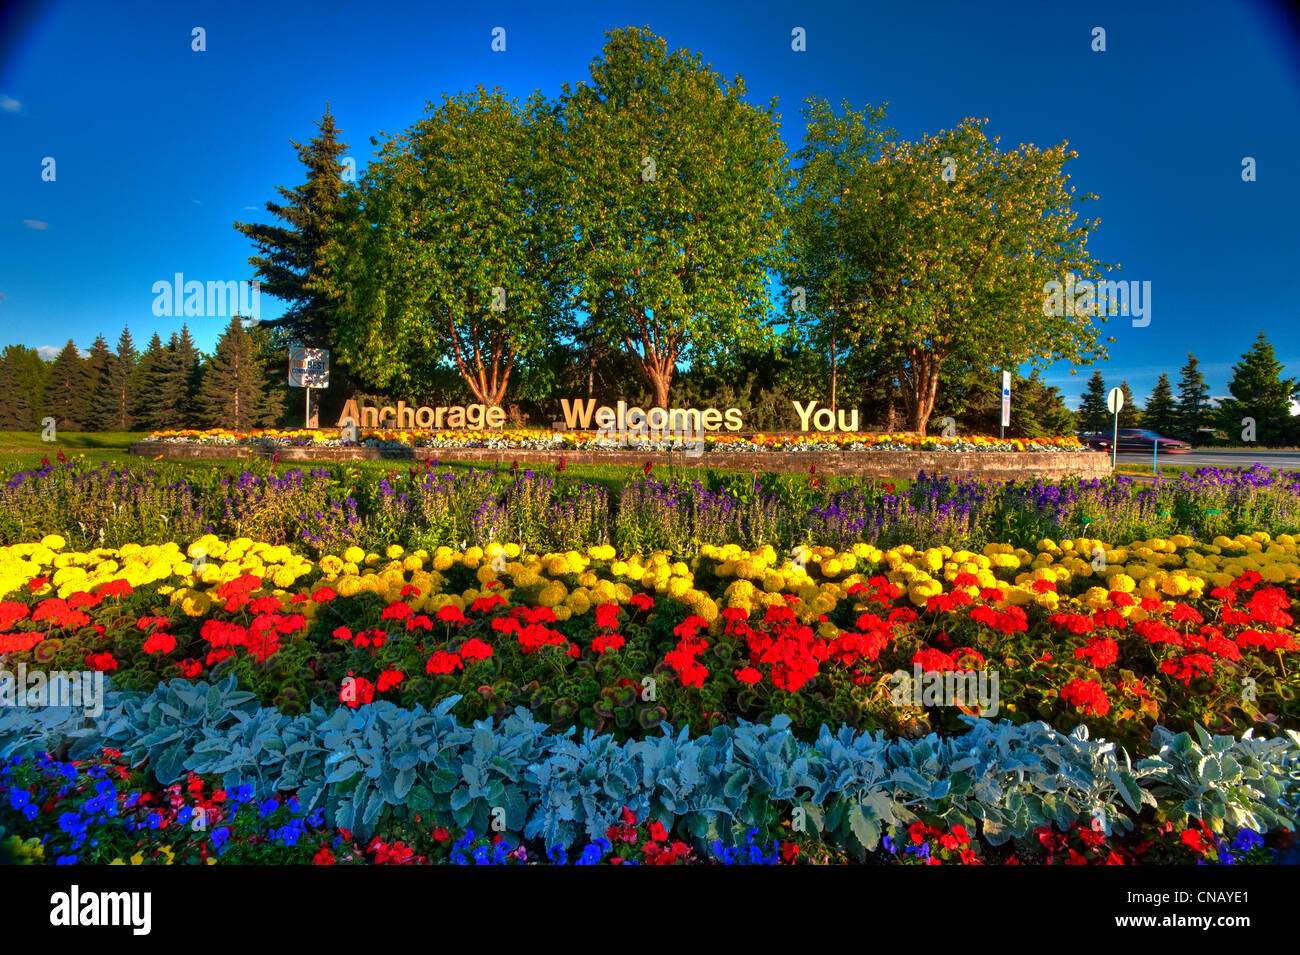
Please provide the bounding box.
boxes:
[4,461,1300,865]
[142,427,1086,454]
[4,459,1299,559]
[2,533,1298,749]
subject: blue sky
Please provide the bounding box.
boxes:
[2,0,1298,408]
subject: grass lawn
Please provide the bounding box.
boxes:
[1115,463,1202,478]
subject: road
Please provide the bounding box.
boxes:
[1114,448,1300,469]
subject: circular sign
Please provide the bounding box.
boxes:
[1106,387,1124,415]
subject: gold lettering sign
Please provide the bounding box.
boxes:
[558,399,742,432]
[335,397,745,433]
[337,399,506,430]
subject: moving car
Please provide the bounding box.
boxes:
[1082,428,1192,452]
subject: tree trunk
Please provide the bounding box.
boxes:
[902,350,942,437]
[646,363,672,410]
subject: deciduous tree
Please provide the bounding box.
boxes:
[555,27,789,409]
[798,107,1113,434]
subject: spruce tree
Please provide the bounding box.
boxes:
[0,346,42,430]
[82,334,113,431]
[1118,381,1141,428]
[249,323,287,426]
[234,106,349,349]
[0,351,30,430]
[131,333,167,431]
[196,318,276,429]
[148,332,192,430]
[1078,370,1108,432]
[1142,373,1179,436]
[98,326,139,431]
[43,341,86,429]
[1217,331,1299,446]
[147,324,203,429]
[1175,352,1210,441]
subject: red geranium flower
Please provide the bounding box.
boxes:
[436,605,468,626]
[459,638,494,662]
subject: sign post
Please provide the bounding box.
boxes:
[1000,371,1011,440]
[288,346,330,428]
[1106,386,1124,468]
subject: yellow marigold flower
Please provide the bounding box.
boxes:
[39,534,66,551]
[386,544,404,559]
[537,581,568,608]
[1108,573,1136,593]
[343,546,365,564]
[1006,587,1033,606]
[1261,563,1288,584]
[179,590,213,617]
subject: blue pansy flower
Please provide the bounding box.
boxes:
[1232,829,1264,853]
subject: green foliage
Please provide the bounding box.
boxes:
[82,334,115,432]
[43,340,87,429]
[96,327,139,431]
[785,98,894,412]
[933,367,1073,439]
[1143,373,1178,437]
[792,102,1113,434]
[138,327,201,430]
[1078,370,1108,433]
[0,345,45,431]
[1175,352,1211,442]
[1216,331,1299,446]
[196,318,278,430]
[4,679,1295,850]
[324,89,566,405]
[1118,380,1141,428]
[234,107,350,350]
[557,27,790,408]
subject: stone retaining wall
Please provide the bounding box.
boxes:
[130,442,1112,480]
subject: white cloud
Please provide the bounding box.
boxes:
[193,199,202,205]
[36,344,90,360]
[0,96,19,112]
[23,219,48,230]
[243,206,258,211]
